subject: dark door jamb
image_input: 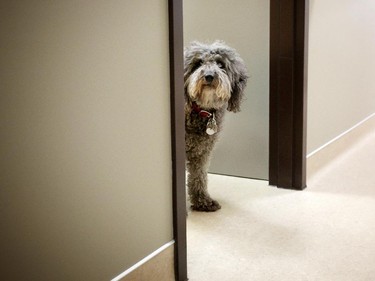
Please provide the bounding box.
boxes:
[168,1,187,281]
[269,0,309,190]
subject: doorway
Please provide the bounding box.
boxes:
[168,0,308,280]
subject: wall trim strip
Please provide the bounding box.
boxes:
[111,241,175,281]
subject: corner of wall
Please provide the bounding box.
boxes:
[307,114,375,181]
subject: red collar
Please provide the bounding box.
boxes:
[191,102,213,118]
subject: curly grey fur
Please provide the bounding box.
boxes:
[184,41,248,212]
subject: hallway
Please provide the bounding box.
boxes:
[187,129,375,280]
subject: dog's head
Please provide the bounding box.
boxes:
[184,41,248,112]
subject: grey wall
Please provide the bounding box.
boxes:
[184,0,270,179]
[0,1,172,280]
[307,0,375,154]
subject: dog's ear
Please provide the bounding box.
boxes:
[183,42,203,101]
[227,57,248,112]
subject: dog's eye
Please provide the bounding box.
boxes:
[192,60,203,71]
[216,61,225,69]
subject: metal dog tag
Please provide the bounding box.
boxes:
[206,114,217,135]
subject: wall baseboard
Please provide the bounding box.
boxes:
[111,241,175,281]
[307,113,375,181]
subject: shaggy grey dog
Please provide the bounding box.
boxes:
[184,41,248,212]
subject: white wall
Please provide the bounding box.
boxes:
[0,1,172,280]
[184,0,270,179]
[307,0,375,154]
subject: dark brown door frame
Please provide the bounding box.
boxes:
[168,1,187,281]
[269,0,309,190]
[169,0,308,280]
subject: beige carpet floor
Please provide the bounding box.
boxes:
[187,131,375,280]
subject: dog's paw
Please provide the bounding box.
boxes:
[191,199,221,212]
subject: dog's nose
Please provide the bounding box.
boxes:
[205,75,214,83]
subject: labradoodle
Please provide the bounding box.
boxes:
[184,41,248,212]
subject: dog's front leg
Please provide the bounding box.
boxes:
[186,154,221,212]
